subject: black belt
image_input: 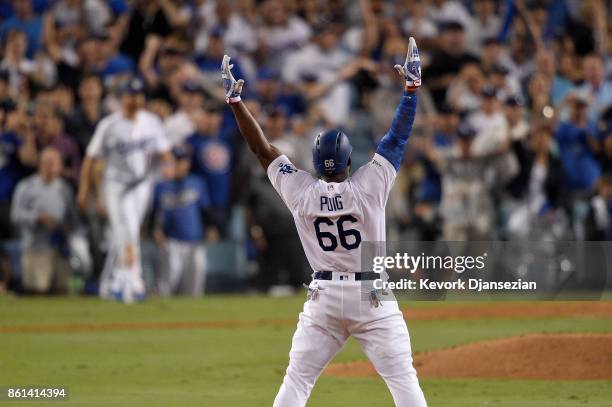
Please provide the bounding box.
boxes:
[313,271,381,281]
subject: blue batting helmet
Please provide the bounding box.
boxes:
[312,129,352,177]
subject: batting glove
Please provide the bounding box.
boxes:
[394,37,421,90]
[221,54,244,104]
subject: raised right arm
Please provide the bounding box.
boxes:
[222,55,280,169]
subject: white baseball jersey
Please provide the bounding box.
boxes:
[86,110,170,183]
[267,153,396,273]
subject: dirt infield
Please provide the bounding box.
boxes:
[325,333,612,380]
[1,301,610,333]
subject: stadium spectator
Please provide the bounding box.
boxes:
[153,146,209,297]
[257,0,312,66]
[555,93,601,193]
[479,37,514,76]
[505,96,529,142]
[0,0,44,58]
[426,20,479,108]
[120,0,172,63]
[10,146,75,294]
[427,123,505,240]
[526,71,553,118]
[466,0,501,54]
[585,174,612,241]
[65,75,105,155]
[402,0,438,43]
[487,64,520,103]
[283,22,352,126]
[533,49,573,107]
[0,110,31,241]
[415,104,458,205]
[253,68,305,118]
[187,105,232,238]
[1,28,55,92]
[165,80,205,146]
[469,86,509,156]
[45,0,86,68]
[213,1,258,69]
[139,36,187,101]
[32,102,81,184]
[506,121,568,239]
[428,0,471,29]
[93,32,135,82]
[579,54,612,123]
[49,83,74,118]
[196,27,246,90]
[446,63,485,112]
[388,143,440,241]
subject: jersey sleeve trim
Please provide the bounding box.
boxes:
[266,154,290,179]
[372,153,397,176]
[267,155,315,213]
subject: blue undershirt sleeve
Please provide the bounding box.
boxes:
[375,91,418,171]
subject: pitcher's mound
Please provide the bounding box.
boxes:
[325,333,612,380]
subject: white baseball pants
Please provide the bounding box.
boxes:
[99,179,151,302]
[273,273,427,407]
[157,239,206,297]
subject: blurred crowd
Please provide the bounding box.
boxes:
[0,0,610,296]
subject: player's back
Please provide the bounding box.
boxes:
[268,153,396,273]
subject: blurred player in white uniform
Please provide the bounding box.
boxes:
[222,36,426,406]
[78,78,171,303]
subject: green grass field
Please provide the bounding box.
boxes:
[0,295,610,406]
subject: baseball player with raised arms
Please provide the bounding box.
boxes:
[77,78,171,303]
[223,36,426,406]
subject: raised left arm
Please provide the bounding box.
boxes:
[222,55,281,169]
[376,37,421,171]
